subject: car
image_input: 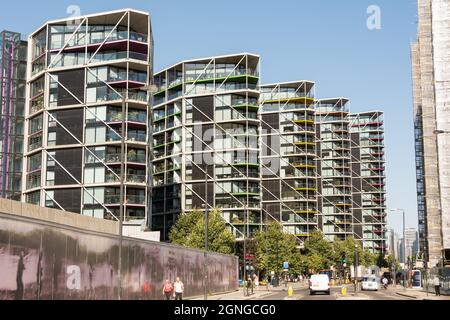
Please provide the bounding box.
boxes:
[361,276,379,291]
[309,274,330,295]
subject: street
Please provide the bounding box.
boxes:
[257,285,416,301]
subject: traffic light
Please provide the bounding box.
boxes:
[342,253,347,264]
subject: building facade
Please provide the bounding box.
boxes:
[260,81,318,243]
[152,53,261,241]
[412,0,450,266]
[404,228,420,259]
[0,31,27,200]
[349,111,387,254]
[316,98,354,242]
[22,9,153,225]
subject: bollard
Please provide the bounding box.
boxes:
[288,285,293,297]
[341,286,347,296]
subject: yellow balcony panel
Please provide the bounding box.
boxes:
[294,187,317,192]
[296,210,318,214]
[293,119,315,125]
[335,203,352,207]
[295,233,312,237]
[294,141,316,146]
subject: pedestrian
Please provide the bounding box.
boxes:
[254,275,259,287]
[433,276,441,296]
[162,279,173,300]
[382,277,388,289]
[174,277,184,300]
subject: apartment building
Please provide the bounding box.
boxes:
[0,31,27,200]
[22,9,153,226]
[316,98,353,242]
[349,111,387,254]
[151,53,261,241]
[260,81,318,243]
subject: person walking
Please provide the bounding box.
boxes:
[382,277,389,289]
[162,279,173,300]
[433,276,441,296]
[174,277,184,300]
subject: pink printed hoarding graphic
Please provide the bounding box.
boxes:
[0,214,238,300]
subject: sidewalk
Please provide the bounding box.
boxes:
[393,287,450,300]
[187,282,307,300]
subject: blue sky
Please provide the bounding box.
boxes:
[0,0,418,235]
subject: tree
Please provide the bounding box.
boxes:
[254,223,302,276]
[168,209,235,255]
[332,237,378,267]
[302,230,335,272]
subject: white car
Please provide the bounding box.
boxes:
[361,276,379,291]
[309,274,330,295]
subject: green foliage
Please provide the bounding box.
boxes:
[254,223,302,275]
[168,209,235,255]
[332,237,378,267]
[302,230,336,272]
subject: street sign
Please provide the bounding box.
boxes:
[283,261,289,270]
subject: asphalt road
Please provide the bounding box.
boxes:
[259,285,415,300]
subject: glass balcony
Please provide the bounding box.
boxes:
[89,51,148,63]
[127,131,147,142]
[127,174,146,184]
[30,96,44,114]
[184,68,258,83]
[104,194,146,205]
[128,111,147,123]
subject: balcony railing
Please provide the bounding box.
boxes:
[104,194,146,205]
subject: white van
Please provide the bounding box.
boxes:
[361,275,379,291]
[309,274,330,295]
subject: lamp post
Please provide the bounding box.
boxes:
[118,93,126,300]
[202,165,209,300]
[354,245,359,295]
[389,208,406,289]
[389,228,397,288]
[243,208,247,296]
[117,84,157,300]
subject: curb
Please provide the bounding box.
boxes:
[395,292,418,299]
[186,290,239,300]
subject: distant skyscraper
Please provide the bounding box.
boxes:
[405,228,419,259]
[0,30,27,200]
[411,0,450,266]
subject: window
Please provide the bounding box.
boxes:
[83,187,105,205]
[29,115,43,134]
[82,208,104,219]
[47,132,56,146]
[86,106,107,123]
[28,153,42,171]
[84,167,105,184]
[85,126,106,144]
[46,171,55,186]
[85,147,106,164]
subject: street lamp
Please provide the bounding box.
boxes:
[117,84,157,300]
[389,208,406,289]
[354,244,359,295]
[202,165,209,301]
[388,228,397,288]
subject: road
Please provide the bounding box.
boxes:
[258,285,415,300]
